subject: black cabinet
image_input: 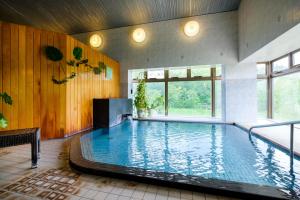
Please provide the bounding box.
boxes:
[93,98,132,129]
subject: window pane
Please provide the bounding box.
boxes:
[169,68,187,78]
[191,66,211,77]
[146,82,165,116]
[257,63,266,75]
[131,70,144,80]
[215,65,222,77]
[293,51,300,66]
[168,81,211,117]
[272,56,289,72]
[257,79,267,118]
[147,69,164,79]
[215,80,222,117]
[273,72,300,120]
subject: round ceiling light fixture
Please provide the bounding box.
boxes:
[89,34,102,48]
[132,28,146,43]
[184,20,200,37]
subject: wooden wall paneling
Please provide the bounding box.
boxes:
[99,53,104,99]
[0,22,121,138]
[87,47,92,128]
[10,24,19,129]
[18,25,26,129]
[90,50,99,125]
[95,53,100,98]
[40,30,48,138]
[33,29,41,128]
[77,41,82,132]
[92,49,96,100]
[2,23,11,129]
[53,33,61,138]
[0,22,2,116]
[46,31,54,138]
[113,60,120,97]
[69,37,75,133]
[82,42,88,129]
[25,27,34,128]
[65,36,71,136]
[73,40,79,133]
[58,34,66,137]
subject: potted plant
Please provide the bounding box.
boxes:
[134,78,148,118]
[147,96,164,117]
[0,92,13,128]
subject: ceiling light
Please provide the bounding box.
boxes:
[184,21,200,37]
[89,34,102,48]
[132,28,146,43]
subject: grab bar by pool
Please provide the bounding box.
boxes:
[248,120,300,171]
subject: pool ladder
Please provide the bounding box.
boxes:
[248,120,300,169]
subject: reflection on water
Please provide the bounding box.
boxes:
[81,120,300,196]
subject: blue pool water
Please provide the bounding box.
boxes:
[80,120,300,194]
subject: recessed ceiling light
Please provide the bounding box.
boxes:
[132,28,146,43]
[89,34,102,48]
[184,21,200,37]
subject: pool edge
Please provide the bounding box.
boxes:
[69,132,290,200]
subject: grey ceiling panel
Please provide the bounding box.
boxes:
[0,0,241,34]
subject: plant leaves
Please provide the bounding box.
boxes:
[67,60,75,66]
[52,72,77,84]
[45,46,63,61]
[98,62,106,69]
[93,67,102,74]
[0,113,8,128]
[73,47,83,60]
[0,92,12,105]
[82,59,88,64]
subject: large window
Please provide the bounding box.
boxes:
[146,82,165,116]
[130,65,222,118]
[168,81,211,117]
[256,49,300,120]
[273,73,300,120]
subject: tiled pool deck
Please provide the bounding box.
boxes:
[0,138,242,200]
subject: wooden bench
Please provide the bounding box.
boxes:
[0,128,40,168]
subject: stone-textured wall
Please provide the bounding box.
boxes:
[239,0,300,61]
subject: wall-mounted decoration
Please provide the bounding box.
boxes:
[45,46,107,84]
[106,66,113,80]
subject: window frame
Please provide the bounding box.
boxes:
[258,48,300,119]
[131,66,222,117]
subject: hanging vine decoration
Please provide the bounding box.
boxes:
[66,47,106,75]
[45,46,107,84]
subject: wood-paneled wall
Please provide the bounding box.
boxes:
[0,22,120,139]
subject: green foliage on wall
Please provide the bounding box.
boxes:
[45,46,107,84]
[0,92,13,128]
[45,46,63,61]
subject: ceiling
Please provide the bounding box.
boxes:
[0,0,241,34]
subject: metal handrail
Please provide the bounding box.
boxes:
[248,120,300,170]
[248,120,300,134]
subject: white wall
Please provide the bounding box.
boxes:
[223,62,257,123]
[239,0,300,61]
